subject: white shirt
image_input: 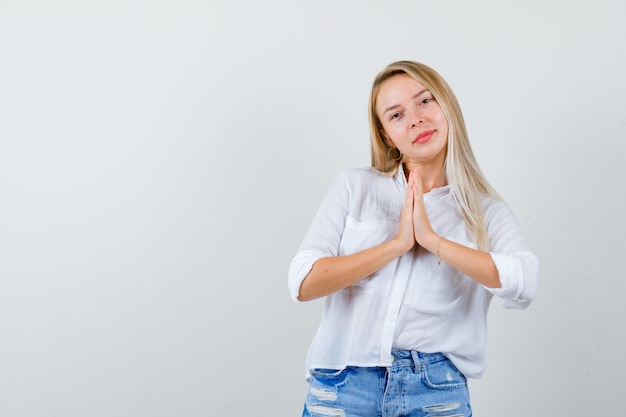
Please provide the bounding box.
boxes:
[288,166,538,380]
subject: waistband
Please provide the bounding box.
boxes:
[390,349,448,369]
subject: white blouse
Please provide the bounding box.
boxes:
[288,166,538,380]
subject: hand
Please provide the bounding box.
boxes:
[408,169,437,248]
[393,175,416,253]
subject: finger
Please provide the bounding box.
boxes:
[395,178,415,247]
[410,168,423,196]
[403,182,414,222]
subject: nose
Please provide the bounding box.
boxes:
[409,110,423,128]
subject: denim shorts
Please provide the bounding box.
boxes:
[302,350,472,417]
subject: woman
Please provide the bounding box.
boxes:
[288,60,538,417]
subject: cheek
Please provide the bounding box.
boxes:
[434,111,449,136]
[381,122,403,143]
[440,120,449,138]
[390,130,409,148]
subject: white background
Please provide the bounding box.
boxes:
[1,1,624,416]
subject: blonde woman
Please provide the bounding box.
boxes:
[288,60,538,416]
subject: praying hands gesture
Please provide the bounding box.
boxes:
[395,168,439,254]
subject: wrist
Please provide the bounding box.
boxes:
[391,235,415,255]
[434,235,442,265]
[422,232,441,254]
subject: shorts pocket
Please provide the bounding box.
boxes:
[310,367,349,381]
[423,358,467,390]
[309,367,352,393]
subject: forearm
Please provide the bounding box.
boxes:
[298,239,411,301]
[424,234,501,288]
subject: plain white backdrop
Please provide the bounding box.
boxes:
[1,0,624,415]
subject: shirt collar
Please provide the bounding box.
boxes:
[395,164,407,188]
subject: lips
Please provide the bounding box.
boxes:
[414,130,435,144]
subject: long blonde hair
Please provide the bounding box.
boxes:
[368,60,502,250]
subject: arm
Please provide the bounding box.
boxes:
[420,233,501,288]
[290,172,415,301]
[408,169,538,305]
[297,178,416,301]
[298,237,410,301]
[408,169,501,288]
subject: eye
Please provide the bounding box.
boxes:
[418,94,434,106]
[390,112,402,121]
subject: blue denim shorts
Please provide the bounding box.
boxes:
[303,350,472,417]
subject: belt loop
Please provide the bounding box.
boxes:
[410,351,421,371]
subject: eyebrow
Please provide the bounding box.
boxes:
[382,88,430,116]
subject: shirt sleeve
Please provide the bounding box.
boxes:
[287,172,350,303]
[484,201,539,309]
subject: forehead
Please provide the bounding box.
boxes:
[376,74,428,109]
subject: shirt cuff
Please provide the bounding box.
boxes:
[288,250,325,303]
[487,250,538,309]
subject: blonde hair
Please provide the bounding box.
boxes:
[368,60,502,250]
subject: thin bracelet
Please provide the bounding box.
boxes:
[436,236,442,266]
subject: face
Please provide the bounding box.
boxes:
[376,74,449,167]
